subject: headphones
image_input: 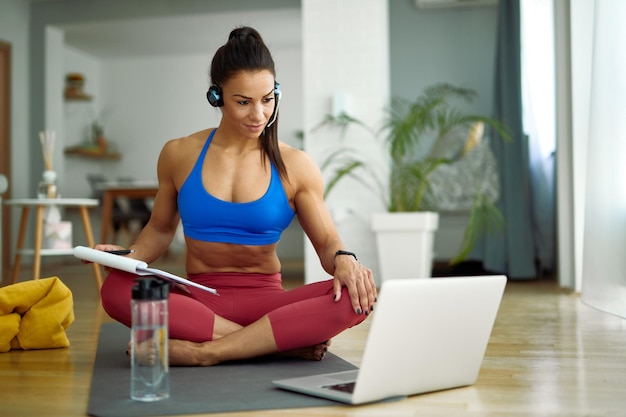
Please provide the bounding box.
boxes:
[206,81,282,127]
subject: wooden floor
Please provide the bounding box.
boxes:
[2,261,626,417]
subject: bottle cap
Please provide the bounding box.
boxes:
[132,277,170,300]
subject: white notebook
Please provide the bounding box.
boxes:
[73,245,218,295]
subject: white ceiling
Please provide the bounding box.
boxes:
[58,9,302,59]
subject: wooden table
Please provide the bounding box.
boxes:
[98,181,158,244]
[5,198,102,287]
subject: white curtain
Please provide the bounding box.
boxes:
[580,0,626,318]
[520,0,557,273]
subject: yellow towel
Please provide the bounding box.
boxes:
[0,277,75,352]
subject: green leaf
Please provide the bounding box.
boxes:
[450,193,505,265]
[324,159,365,198]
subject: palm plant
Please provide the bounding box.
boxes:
[317,83,512,264]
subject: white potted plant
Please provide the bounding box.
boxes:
[318,83,511,281]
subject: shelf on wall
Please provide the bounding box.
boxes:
[64,92,93,101]
[64,146,121,160]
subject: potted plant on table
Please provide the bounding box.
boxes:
[317,83,511,280]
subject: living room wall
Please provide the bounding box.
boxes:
[7,0,499,270]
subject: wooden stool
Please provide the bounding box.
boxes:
[5,198,102,288]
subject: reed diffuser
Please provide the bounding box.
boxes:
[38,130,59,198]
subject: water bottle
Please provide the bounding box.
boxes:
[130,277,170,401]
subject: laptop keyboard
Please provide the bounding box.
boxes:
[322,381,356,393]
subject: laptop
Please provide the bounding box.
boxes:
[273,275,506,405]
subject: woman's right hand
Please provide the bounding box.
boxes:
[80,244,126,265]
[94,243,125,252]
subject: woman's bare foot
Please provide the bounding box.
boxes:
[279,339,332,361]
[168,339,219,366]
[127,339,158,366]
[128,338,332,365]
[129,338,218,366]
[166,339,333,366]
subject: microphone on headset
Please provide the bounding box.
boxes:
[266,83,282,128]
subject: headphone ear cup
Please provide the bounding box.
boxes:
[274,82,282,103]
[207,85,223,107]
[266,81,282,128]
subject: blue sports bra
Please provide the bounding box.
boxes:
[177,130,295,245]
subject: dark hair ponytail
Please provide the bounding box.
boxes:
[210,26,287,181]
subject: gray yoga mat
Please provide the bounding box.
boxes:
[87,322,357,417]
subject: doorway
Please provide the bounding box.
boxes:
[0,41,11,279]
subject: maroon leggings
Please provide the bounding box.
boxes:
[100,270,366,352]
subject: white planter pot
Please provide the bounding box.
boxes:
[371,211,439,281]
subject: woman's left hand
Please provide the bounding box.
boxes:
[332,256,377,315]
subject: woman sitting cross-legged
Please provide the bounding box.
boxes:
[95,26,377,367]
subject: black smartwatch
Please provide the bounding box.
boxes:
[334,250,358,261]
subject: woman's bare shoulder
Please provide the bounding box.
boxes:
[161,129,213,157]
[280,142,320,173]
[280,142,323,195]
[158,129,214,185]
